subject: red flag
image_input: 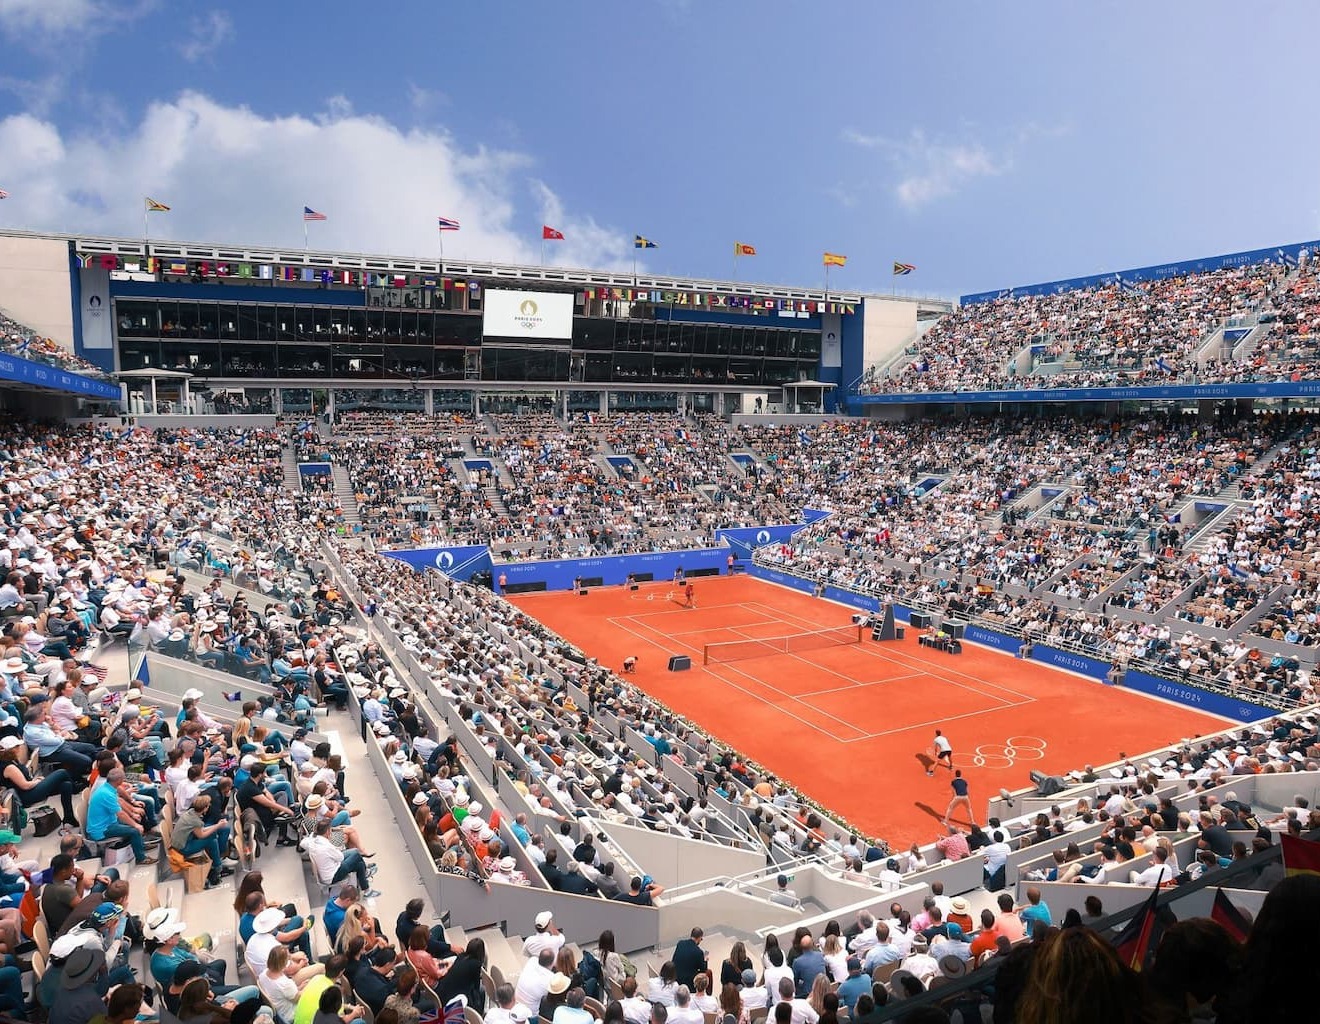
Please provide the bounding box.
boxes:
[1210,888,1250,942]
[542,225,564,240]
[1281,834,1320,876]
[1112,887,1176,971]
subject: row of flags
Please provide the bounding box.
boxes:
[131,197,923,275]
[1114,834,1320,971]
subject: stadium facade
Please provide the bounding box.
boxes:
[0,229,950,418]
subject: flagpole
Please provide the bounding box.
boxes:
[143,201,148,242]
[304,216,309,251]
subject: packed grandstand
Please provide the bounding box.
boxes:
[0,236,1317,1024]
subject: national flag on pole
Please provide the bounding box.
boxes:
[1111,886,1176,971]
[542,225,564,240]
[1281,833,1320,876]
[734,242,757,256]
[893,262,916,275]
[634,235,658,249]
[437,217,461,231]
[145,198,170,212]
[823,252,847,268]
[303,207,327,222]
[1210,888,1251,942]
[133,655,151,688]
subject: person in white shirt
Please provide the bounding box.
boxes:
[899,936,939,987]
[514,949,557,1017]
[738,969,769,1012]
[689,976,719,1015]
[619,977,653,1024]
[982,831,1012,883]
[646,963,678,1007]
[667,986,704,1024]
[875,858,904,891]
[522,912,566,959]
[774,977,818,1024]
[1130,846,1174,886]
[762,949,791,1006]
[483,984,523,1024]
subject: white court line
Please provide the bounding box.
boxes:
[704,656,869,739]
[799,672,927,697]
[744,599,1037,704]
[607,615,705,657]
[833,698,1036,743]
[606,612,854,742]
[720,623,884,689]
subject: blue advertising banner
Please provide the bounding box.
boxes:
[821,586,880,613]
[0,352,120,399]
[746,562,817,595]
[382,544,493,581]
[1031,645,1111,681]
[964,624,1022,655]
[1121,669,1276,723]
[496,547,729,592]
[297,462,332,476]
[801,508,833,525]
[961,239,1320,305]
[850,379,1320,408]
[716,523,812,559]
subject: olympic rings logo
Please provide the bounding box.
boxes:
[952,735,1047,770]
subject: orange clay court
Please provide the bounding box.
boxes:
[509,575,1230,847]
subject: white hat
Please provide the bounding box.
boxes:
[143,906,181,941]
[479,826,494,841]
[253,907,285,934]
[510,1008,530,1023]
[392,751,407,764]
[0,737,22,751]
[454,791,470,806]
[499,856,516,872]
[240,755,259,769]
[50,932,92,959]
[305,795,325,811]
[125,689,142,700]
[183,688,204,701]
[412,792,430,806]
[389,687,406,698]
[0,658,25,674]
[462,816,482,833]
[535,911,553,929]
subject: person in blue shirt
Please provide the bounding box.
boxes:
[22,704,99,775]
[1018,887,1052,937]
[835,958,870,1013]
[86,769,155,865]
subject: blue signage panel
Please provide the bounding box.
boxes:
[1122,669,1276,723]
[851,380,1320,408]
[961,239,1320,305]
[821,586,880,613]
[297,462,332,476]
[496,547,729,592]
[746,562,817,595]
[382,544,493,581]
[964,624,1022,655]
[1030,645,1111,681]
[801,508,833,525]
[715,523,812,559]
[0,352,120,399]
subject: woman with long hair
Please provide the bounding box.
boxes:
[646,961,678,1006]
[720,982,748,1024]
[0,737,78,826]
[334,902,386,956]
[435,937,488,1012]
[1014,926,1146,1024]
[807,974,830,1016]
[820,934,847,987]
[761,934,781,970]
[598,929,628,988]
[721,940,752,987]
[406,925,448,990]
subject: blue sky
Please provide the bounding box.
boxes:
[1,1,1317,299]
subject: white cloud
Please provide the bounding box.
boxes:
[842,128,1010,209]
[179,11,233,63]
[0,92,637,271]
[0,0,96,34]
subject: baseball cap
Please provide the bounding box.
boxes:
[535,911,553,929]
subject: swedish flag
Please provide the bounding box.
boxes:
[634,235,658,249]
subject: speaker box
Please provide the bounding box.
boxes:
[578,589,588,597]
[945,621,966,640]
[629,584,639,591]
[910,612,931,629]
[667,655,692,672]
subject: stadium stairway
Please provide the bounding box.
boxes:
[330,464,363,528]
[281,445,302,493]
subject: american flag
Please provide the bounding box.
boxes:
[437,217,460,231]
[303,207,327,222]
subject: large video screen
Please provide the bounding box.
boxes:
[482,290,574,341]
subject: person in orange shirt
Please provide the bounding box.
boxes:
[968,910,1000,961]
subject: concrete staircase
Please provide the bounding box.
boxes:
[331,465,363,527]
[281,446,301,493]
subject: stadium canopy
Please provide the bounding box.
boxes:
[781,379,836,412]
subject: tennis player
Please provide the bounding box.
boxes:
[685,582,696,608]
[926,729,954,776]
[944,769,975,828]
[622,655,639,674]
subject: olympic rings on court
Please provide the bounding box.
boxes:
[952,735,1047,770]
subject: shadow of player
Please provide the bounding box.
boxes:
[912,801,945,824]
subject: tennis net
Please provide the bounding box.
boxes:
[702,624,864,665]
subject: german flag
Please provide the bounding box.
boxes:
[145,197,171,212]
[1210,888,1251,942]
[1281,834,1320,876]
[1112,887,1176,971]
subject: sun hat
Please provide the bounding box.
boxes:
[253,907,285,934]
[183,688,204,701]
[499,856,516,872]
[305,795,325,812]
[61,947,106,988]
[412,792,429,806]
[949,896,970,914]
[547,973,570,995]
[0,737,22,751]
